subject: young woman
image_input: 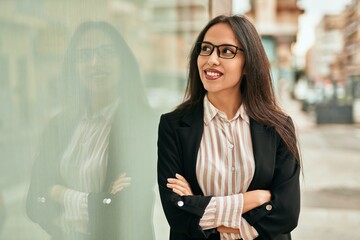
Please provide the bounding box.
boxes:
[157,15,301,240]
[26,21,156,240]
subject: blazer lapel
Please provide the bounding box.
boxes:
[177,103,205,195]
[248,119,276,191]
[172,103,277,194]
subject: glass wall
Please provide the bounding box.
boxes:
[0,0,212,239]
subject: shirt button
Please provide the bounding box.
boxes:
[177,201,184,207]
[266,204,272,211]
[103,198,112,204]
[228,143,234,149]
[231,167,235,172]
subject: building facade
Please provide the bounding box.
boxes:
[306,0,360,122]
[310,14,344,82]
[0,0,233,130]
[343,0,360,121]
[245,0,304,95]
[343,0,360,101]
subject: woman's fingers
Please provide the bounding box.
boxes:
[49,185,67,204]
[112,180,131,190]
[172,188,184,196]
[110,173,131,194]
[113,177,131,184]
[166,183,190,196]
[256,189,271,204]
[111,182,130,194]
[167,178,188,188]
[175,173,187,182]
[166,173,193,196]
[171,173,191,187]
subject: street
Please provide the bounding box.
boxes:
[283,96,360,240]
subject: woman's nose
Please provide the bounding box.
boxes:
[89,53,100,66]
[207,48,220,66]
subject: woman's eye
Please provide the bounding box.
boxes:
[77,50,92,61]
[98,46,116,57]
[222,48,235,54]
[201,46,211,52]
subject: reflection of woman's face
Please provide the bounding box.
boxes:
[75,29,120,95]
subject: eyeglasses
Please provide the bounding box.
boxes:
[196,41,244,59]
[76,45,116,63]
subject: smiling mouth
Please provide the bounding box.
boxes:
[204,69,223,80]
[89,72,110,81]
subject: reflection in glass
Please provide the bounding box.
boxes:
[26,21,156,240]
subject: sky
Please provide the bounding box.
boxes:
[233,0,352,56]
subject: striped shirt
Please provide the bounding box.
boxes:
[198,96,258,240]
[59,100,118,235]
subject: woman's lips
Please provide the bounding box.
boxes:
[89,71,110,81]
[204,69,223,80]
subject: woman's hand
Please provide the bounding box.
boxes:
[110,173,131,194]
[217,190,270,234]
[217,226,240,234]
[167,173,193,196]
[49,185,67,204]
[243,190,271,213]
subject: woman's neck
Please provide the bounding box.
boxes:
[207,91,242,120]
[90,91,117,113]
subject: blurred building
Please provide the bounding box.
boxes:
[307,14,344,83]
[142,0,232,106]
[0,0,233,130]
[310,1,360,93]
[306,0,360,122]
[343,0,360,121]
[245,0,304,94]
[343,0,360,102]
[141,0,210,92]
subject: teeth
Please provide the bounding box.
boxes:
[206,71,221,77]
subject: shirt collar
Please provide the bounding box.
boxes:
[84,99,119,122]
[203,95,250,125]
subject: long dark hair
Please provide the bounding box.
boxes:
[178,15,301,164]
[61,21,149,114]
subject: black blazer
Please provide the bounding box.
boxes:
[27,106,157,240]
[157,101,300,240]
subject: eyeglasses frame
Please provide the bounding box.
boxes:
[196,41,244,59]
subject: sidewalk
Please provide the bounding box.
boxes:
[281,95,360,240]
[279,93,316,131]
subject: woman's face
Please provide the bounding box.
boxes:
[75,29,120,95]
[197,23,246,98]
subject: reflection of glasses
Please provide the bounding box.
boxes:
[196,41,244,59]
[76,45,116,63]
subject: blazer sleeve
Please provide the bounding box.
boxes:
[26,119,63,237]
[157,114,213,238]
[243,119,301,239]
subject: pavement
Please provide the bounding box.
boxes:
[280,95,360,240]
